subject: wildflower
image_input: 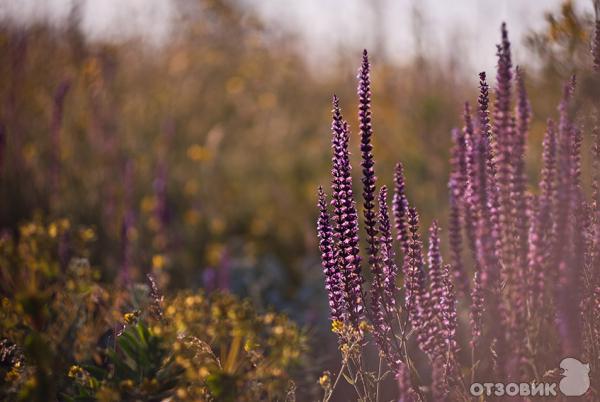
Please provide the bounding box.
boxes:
[319,371,331,389]
[441,263,458,352]
[370,186,400,362]
[396,363,418,402]
[593,3,600,71]
[529,119,557,308]
[492,23,515,272]
[358,320,372,333]
[48,223,58,238]
[330,95,364,327]
[123,310,140,324]
[147,273,164,320]
[331,320,343,334]
[404,207,425,334]
[462,102,479,259]
[431,355,449,401]
[470,271,484,347]
[448,127,469,297]
[358,49,378,266]
[425,222,446,355]
[512,67,530,284]
[68,365,83,378]
[317,187,345,322]
[392,162,410,257]
[377,187,399,305]
[152,254,165,270]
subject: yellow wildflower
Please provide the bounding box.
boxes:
[331,320,344,334]
[123,310,140,324]
[318,372,331,388]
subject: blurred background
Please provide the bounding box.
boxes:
[0,0,598,396]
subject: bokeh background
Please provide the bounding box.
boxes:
[1,0,598,398]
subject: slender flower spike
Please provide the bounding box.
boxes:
[529,120,557,307]
[493,22,514,197]
[358,49,378,267]
[393,162,410,256]
[427,221,443,315]
[476,72,503,296]
[318,187,345,322]
[421,221,445,357]
[462,102,479,260]
[592,118,600,213]
[330,95,364,326]
[512,67,530,270]
[593,1,600,72]
[449,128,469,297]
[492,24,515,261]
[377,186,399,311]
[396,363,419,402]
[470,271,485,347]
[370,186,403,369]
[431,356,449,401]
[441,263,458,352]
[404,207,425,333]
[146,273,164,321]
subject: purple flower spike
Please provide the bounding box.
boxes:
[475,72,501,290]
[330,95,364,326]
[462,102,479,260]
[431,355,449,401]
[421,221,444,356]
[358,49,379,267]
[592,119,600,212]
[493,25,514,258]
[371,186,403,370]
[377,186,399,311]
[427,221,443,312]
[393,162,410,256]
[593,3,600,72]
[470,271,485,347]
[493,21,514,178]
[404,207,425,331]
[449,127,469,297]
[396,363,419,402]
[441,263,458,353]
[528,119,557,307]
[318,186,345,322]
[512,67,530,272]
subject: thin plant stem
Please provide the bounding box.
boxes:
[323,362,347,402]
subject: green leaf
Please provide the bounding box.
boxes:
[106,349,137,379]
[118,333,139,362]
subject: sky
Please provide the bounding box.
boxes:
[0,0,594,75]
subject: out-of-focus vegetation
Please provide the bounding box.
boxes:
[0,0,470,312]
[1,0,599,400]
[0,219,307,401]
